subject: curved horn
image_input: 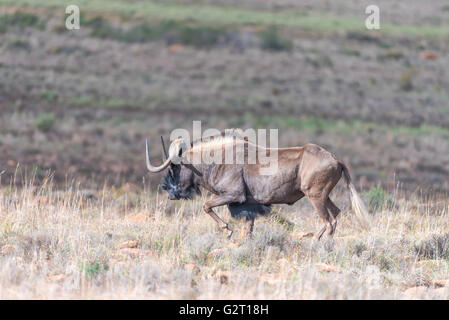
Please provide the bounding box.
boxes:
[146,138,173,173]
[161,136,168,160]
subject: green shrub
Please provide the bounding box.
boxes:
[80,261,107,277]
[363,185,391,211]
[377,48,404,61]
[400,67,415,91]
[176,24,224,48]
[0,12,43,33]
[35,113,56,132]
[259,26,292,52]
[87,18,226,48]
[6,39,31,50]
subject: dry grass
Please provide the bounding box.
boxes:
[0,177,449,299]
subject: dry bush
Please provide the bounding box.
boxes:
[0,178,449,299]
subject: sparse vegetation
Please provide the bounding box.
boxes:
[0,179,448,299]
[34,113,56,132]
[415,233,449,260]
[87,18,228,48]
[363,185,393,211]
[0,11,43,33]
[400,67,415,91]
[6,38,31,50]
[259,26,292,52]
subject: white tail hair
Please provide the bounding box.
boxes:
[340,162,371,229]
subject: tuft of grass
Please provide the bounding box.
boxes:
[6,38,31,50]
[340,48,360,56]
[377,48,404,61]
[0,11,44,33]
[363,185,392,211]
[34,113,56,132]
[259,26,292,52]
[88,18,227,48]
[399,67,415,91]
[415,233,449,260]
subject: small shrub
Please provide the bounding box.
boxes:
[83,16,106,29]
[80,261,107,277]
[35,113,56,132]
[187,233,215,265]
[0,12,43,33]
[87,18,226,48]
[6,39,31,50]
[349,241,368,257]
[415,233,449,260]
[39,91,58,101]
[363,185,392,211]
[400,67,415,91]
[259,26,292,52]
[176,24,224,48]
[340,48,361,56]
[377,48,404,61]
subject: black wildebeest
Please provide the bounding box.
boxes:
[145,133,369,240]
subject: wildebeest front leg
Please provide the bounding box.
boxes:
[241,217,255,240]
[203,195,244,239]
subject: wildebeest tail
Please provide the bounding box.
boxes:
[339,162,371,229]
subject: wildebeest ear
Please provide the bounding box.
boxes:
[183,163,202,177]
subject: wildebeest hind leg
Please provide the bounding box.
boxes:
[308,197,333,240]
[326,197,341,235]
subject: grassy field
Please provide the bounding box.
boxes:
[0,178,449,299]
[1,0,449,299]
[0,3,448,192]
[2,0,449,37]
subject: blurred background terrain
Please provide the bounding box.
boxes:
[0,0,448,193]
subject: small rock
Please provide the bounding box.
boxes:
[0,244,14,255]
[124,213,151,224]
[168,44,184,53]
[47,274,66,282]
[403,286,428,299]
[430,279,448,288]
[419,50,438,60]
[118,248,157,258]
[315,263,342,273]
[434,287,449,298]
[289,232,314,240]
[185,263,200,275]
[118,240,138,249]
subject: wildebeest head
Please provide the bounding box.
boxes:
[146,137,201,200]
